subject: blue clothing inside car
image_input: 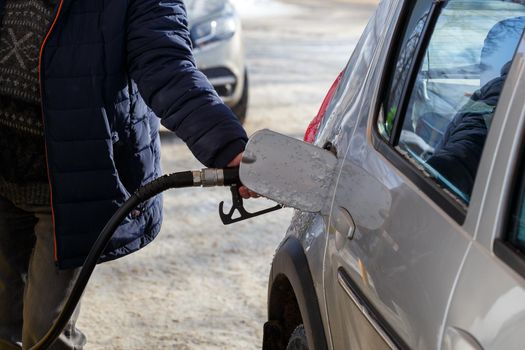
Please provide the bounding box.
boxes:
[425,16,525,200]
[0,0,248,269]
[426,63,509,199]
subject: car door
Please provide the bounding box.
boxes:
[442,35,525,350]
[322,1,525,349]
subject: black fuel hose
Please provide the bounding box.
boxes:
[30,168,240,350]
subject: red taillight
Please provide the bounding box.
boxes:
[304,71,344,143]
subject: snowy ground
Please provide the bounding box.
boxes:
[77,0,378,349]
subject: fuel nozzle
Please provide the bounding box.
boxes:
[206,167,282,225]
[192,168,282,224]
[134,167,281,226]
[134,168,239,201]
[192,168,240,187]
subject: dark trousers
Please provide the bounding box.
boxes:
[0,197,85,350]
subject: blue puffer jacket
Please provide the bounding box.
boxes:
[0,0,248,269]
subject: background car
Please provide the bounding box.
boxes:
[262,0,525,349]
[185,0,249,123]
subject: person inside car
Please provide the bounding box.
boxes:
[426,61,511,197]
[425,16,525,199]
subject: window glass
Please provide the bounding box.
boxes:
[378,0,434,138]
[518,202,525,247]
[508,176,525,254]
[384,0,525,204]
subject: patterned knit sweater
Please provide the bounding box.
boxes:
[0,0,55,206]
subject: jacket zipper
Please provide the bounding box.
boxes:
[39,0,65,263]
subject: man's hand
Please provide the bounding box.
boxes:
[227,153,260,199]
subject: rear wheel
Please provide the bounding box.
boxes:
[286,325,308,350]
[231,70,249,124]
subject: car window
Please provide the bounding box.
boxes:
[501,168,525,258]
[511,189,525,252]
[378,0,434,138]
[380,0,525,204]
[494,164,525,276]
[518,202,525,249]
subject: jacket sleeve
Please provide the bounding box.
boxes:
[426,112,488,197]
[126,0,247,168]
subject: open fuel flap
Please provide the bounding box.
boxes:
[240,129,338,213]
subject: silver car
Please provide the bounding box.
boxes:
[260,0,525,349]
[185,0,248,122]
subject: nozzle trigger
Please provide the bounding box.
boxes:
[219,185,283,225]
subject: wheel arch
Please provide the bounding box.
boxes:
[263,236,328,350]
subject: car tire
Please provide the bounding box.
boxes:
[286,325,308,350]
[232,69,249,124]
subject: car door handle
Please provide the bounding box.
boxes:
[443,326,483,350]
